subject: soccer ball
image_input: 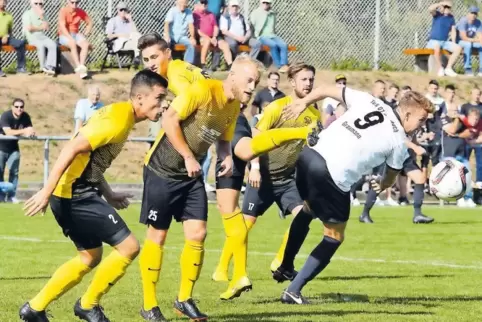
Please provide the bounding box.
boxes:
[429,158,472,201]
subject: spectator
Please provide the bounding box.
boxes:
[456,6,482,76]
[0,180,13,201]
[385,83,400,109]
[427,1,460,77]
[193,0,233,72]
[206,0,224,70]
[461,88,482,182]
[164,0,196,65]
[460,87,482,116]
[425,79,445,113]
[321,74,346,120]
[0,0,28,77]
[73,85,103,132]
[251,71,285,114]
[0,98,35,203]
[106,2,142,65]
[250,0,289,72]
[58,0,93,79]
[372,79,386,99]
[440,84,457,116]
[220,0,261,60]
[22,0,57,75]
[324,102,347,128]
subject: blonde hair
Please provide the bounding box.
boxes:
[399,91,433,114]
[232,53,265,72]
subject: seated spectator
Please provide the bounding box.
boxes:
[22,0,57,75]
[58,0,93,79]
[384,83,399,109]
[251,71,285,114]
[0,180,13,201]
[427,1,461,77]
[456,6,482,76]
[250,0,288,72]
[0,0,28,77]
[321,74,346,120]
[106,2,141,65]
[206,0,224,70]
[164,0,196,65]
[73,85,103,132]
[194,0,232,72]
[220,0,261,60]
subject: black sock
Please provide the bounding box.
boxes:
[413,183,424,216]
[287,236,341,294]
[362,188,377,216]
[280,210,313,271]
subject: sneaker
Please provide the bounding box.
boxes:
[173,298,207,321]
[241,185,246,193]
[73,299,110,322]
[457,198,467,208]
[385,197,399,207]
[79,72,89,79]
[375,197,385,206]
[17,68,31,75]
[465,198,477,208]
[280,290,310,305]
[42,67,56,75]
[19,302,50,322]
[437,68,445,77]
[140,306,168,322]
[465,70,475,77]
[205,183,216,193]
[444,68,457,77]
[413,214,434,224]
[398,196,410,206]
[351,198,361,206]
[0,69,5,77]
[220,276,252,300]
[272,266,298,283]
[359,213,374,224]
[212,269,229,282]
[7,197,20,204]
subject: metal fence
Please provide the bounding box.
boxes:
[3,0,481,70]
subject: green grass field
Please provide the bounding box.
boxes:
[1,204,482,322]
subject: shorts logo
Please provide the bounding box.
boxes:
[108,214,118,224]
[248,203,255,211]
[148,210,158,221]
[304,116,312,125]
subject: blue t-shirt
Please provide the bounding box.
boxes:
[456,16,482,39]
[429,12,455,41]
[207,0,224,18]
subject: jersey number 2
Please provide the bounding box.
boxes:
[354,111,385,129]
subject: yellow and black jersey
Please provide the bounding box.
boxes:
[53,102,135,198]
[256,95,321,183]
[145,79,239,180]
[166,59,209,96]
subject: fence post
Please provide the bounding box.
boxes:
[108,0,112,18]
[43,139,49,187]
[373,0,381,70]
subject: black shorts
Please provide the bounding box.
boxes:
[242,177,303,217]
[421,144,442,168]
[216,175,244,191]
[140,166,208,230]
[401,149,421,176]
[296,146,350,224]
[50,192,131,251]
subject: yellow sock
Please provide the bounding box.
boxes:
[222,209,248,282]
[250,127,310,156]
[139,239,164,311]
[275,227,290,264]
[216,237,233,274]
[81,250,132,309]
[30,256,91,311]
[178,240,204,302]
[245,219,255,232]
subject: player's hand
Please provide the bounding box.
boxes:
[185,156,201,178]
[24,189,50,217]
[217,156,233,177]
[248,169,261,188]
[106,192,133,210]
[413,145,427,156]
[281,100,308,121]
[369,175,383,195]
[1,35,9,45]
[189,37,197,46]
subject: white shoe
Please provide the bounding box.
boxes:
[241,185,246,193]
[79,72,88,79]
[205,183,216,193]
[437,68,445,77]
[457,198,466,207]
[8,197,20,204]
[351,198,361,206]
[444,68,457,77]
[465,198,477,208]
[375,197,385,206]
[385,197,399,207]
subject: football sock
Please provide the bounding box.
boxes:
[287,236,341,294]
[30,256,91,311]
[274,227,290,266]
[81,250,132,309]
[280,210,313,271]
[221,209,248,283]
[178,240,204,302]
[250,127,310,156]
[362,188,377,215]
[139,239,164,311]
[413,183,424,216]
[245,219,255,232]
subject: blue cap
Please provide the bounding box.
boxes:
[469,5,479,13]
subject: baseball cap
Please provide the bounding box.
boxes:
[469,5,479,13]
[229,0,240,6]
[116,1,128,9]
[262,0,272,3]
[335,74,347,82]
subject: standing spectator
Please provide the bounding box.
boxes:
[427,1,460,77]
[73,85,103,132]
[0,0,28,77]
[372,79,386,99]
[321,74,346,120]
[58,0,93,79]
[400,85,412,95]
[220,0,261,60]
[456,6,482,76]
[440,83,457,115]
[425,79,445,113]
[105,2,142,65]
[193,0,233,72]
[460,87,482,116]
[461,88,482,182]
[0,98,35,203]
[385,83,400,109]
[250,0,289,72]
[164,0,197,65]
[251,71,285,114]
[22,0,57,75]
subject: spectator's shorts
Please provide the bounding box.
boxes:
[426,40,458,52]
[59,33,86,46]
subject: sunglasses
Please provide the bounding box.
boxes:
[337,81,347,85]
[34,2,44,5]
[119,8,128,11]
[14,105,24,109]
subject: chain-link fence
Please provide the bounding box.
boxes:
[3,0,481,70]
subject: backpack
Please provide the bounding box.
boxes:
[224,13,247,35]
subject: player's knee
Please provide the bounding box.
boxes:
[116,234,140,260]
[184,222,207,242]
[291,205,304,216]
[410,171,426,184]
[79,249,103,268]
[243,214,257,225]
[323,225,346,243]
[146,225,168,245]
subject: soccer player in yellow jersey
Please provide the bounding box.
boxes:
[213,63,322,289]
[19,70,169,322]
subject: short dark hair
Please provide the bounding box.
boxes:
[429,79,439,86]
[287,62,316,80]
[130,70,169,97]
[374,79,385,85]
[401,85,412,91]
[389,83,399,90]
[267,71,280,79]
[137,32,169,51]
[12,98,24,106]
[445,84,456,91]
[468,107,480,116]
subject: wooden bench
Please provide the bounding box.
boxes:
[403,47,478,73]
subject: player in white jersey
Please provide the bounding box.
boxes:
[272,86,432,304]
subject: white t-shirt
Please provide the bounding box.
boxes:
[311,88,409,192]
[321,97,339,115]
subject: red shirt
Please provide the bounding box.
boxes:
[460,116,482,140]
[58,7,88,34]
[193,10,217,38]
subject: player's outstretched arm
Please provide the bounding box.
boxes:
[282,85,343,120]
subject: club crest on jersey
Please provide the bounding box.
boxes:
[304,116,312,125]
[226,116,233,125]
